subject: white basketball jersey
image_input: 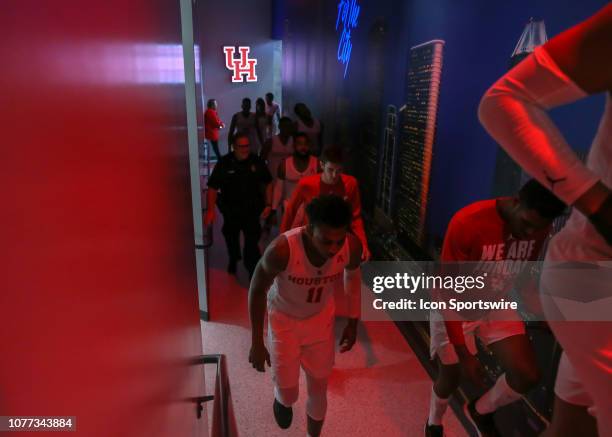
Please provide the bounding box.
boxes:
[283,156,319,227]
[268,227,350,319]
[285,155,319,199]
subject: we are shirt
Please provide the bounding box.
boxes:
[441,199,550,345]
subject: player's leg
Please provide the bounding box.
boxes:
[299,305,335,436]
[305,374,327,437]
[541,396,598,437]
[426,357,462,437]
[462,324,537,434]
[549,321,612,437]
[541,352,597,437]
[474,321,538,415]
[267,309,301,429]
[483,333,540,408]
[426,315,476,436]
[456,320,528,437]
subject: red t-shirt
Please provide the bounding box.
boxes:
[280,173,368,252]
[441,199,549,345]
[204,109,223,141]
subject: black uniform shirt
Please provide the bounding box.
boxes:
[207,152,272,215]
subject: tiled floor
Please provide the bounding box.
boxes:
[200,218,467,437]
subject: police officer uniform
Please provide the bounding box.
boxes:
[207,152,273,275]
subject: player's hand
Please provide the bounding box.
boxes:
[517,278,545,315]
[339,321,357,353]
[204,210,215,226]
[249,342,271,372]
[261,206,273,219]
[457,351,487,389]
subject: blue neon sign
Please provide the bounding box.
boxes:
[336,0,360,78]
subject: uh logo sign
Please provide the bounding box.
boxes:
[223,46,257,83]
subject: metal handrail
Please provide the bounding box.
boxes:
[194,354,236,437]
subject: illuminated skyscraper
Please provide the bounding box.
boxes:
[492,19,548,197]
[377,105,398,217]
[394,40,444,248]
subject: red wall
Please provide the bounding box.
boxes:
[0,2,204,436]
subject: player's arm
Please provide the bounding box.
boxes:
[438,214,487,386]
[347,178,371,260]
[478,4,612,243]
[439,216,472,347]
[339,234,363,353]
[248,236,289,372]
[279,181,305,232]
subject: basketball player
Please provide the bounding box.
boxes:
[280,145,371,260]
[272,132,321,225]
[478,5,611,436]
[426,180,565,437]
[227,97,263,155]
[261,117,295,180]
[248,195,362,437]
[260,117,295,232]
[294,103,322,156]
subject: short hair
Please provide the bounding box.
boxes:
[320,145,344,164]
[293,131,310,143]
[207,98,216,108]
[266,92,274,100]
[519,179,567,219]
[279,116,293,125]
[242,97,251,105]
[305,195,352,229]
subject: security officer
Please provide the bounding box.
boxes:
[205,132,273,277]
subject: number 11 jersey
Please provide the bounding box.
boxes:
[268,226,350,319]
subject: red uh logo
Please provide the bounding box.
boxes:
[223,46,257,83]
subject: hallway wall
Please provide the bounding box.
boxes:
[275,0,607,254]
[0,2,204,436]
